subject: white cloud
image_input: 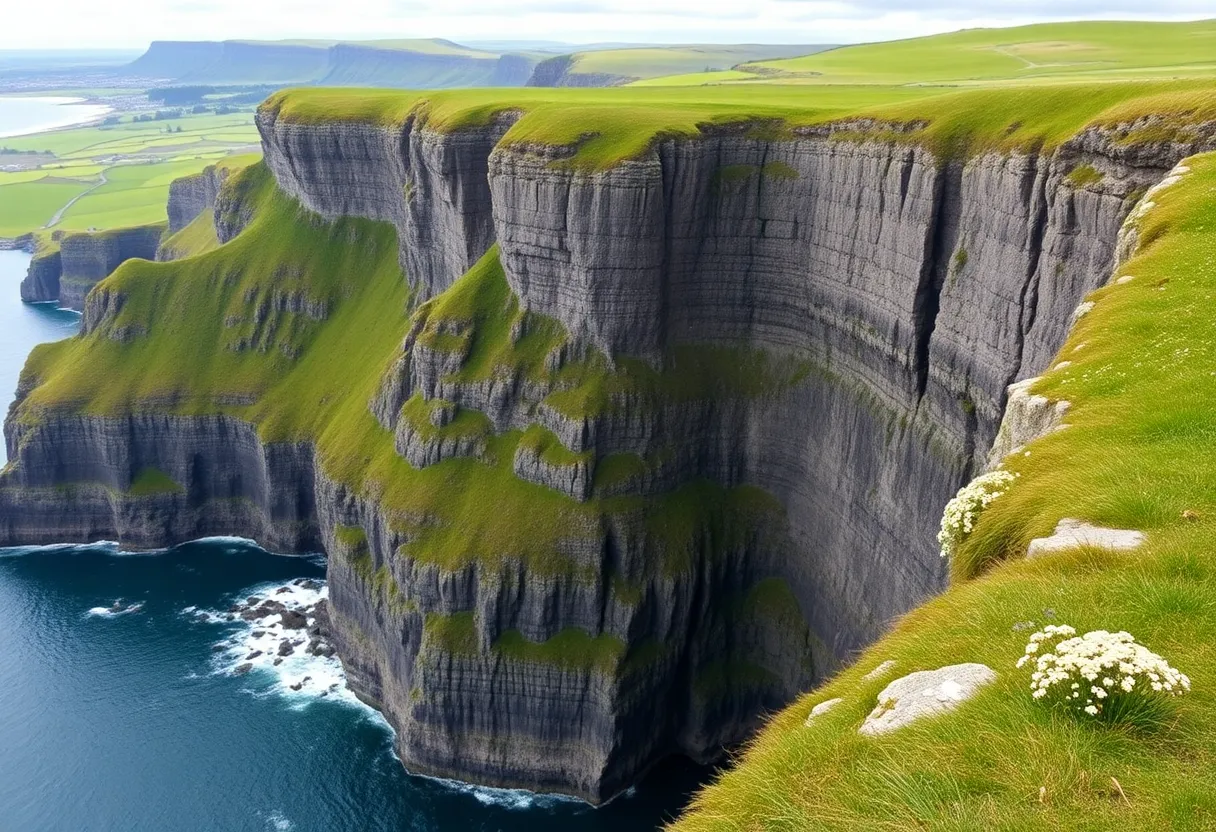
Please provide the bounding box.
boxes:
[1,0,1211,50]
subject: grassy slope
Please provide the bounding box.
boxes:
[0,112,260,237]
[0,181,92,237]
[671,152,1216,830]
[642,19,1216,87]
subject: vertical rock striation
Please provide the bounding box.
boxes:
[4,107,1214,802]
[19,224,165,310]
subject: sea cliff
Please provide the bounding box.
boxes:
[19,224,165,311]
[3,85,1214,802]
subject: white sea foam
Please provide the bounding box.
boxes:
[419,771,585,810]
[193,535,262,547]
[193,577,589,809]
[191,579,364,709]
[86,600,144,618]
[259,810,295,831]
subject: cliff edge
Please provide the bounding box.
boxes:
[3,82,1215,803]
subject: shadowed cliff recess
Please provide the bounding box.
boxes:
[3,74,1216,806]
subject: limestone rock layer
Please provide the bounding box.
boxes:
[20,224,165,310]
[3,107,1210,802]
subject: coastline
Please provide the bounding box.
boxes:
[0,95,113,139]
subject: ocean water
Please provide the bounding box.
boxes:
[0,96,111,139]
[0,247,709,830]
[0,541,709,831]
[0,250,80,465]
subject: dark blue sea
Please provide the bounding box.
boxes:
[0,252,709,830]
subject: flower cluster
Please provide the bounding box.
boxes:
[1016,624,1190,718]
[937,470,1017,559]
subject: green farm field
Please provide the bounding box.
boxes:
[0,111,259,238]
[638,19,1216,87]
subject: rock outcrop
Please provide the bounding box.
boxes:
[859,663,997,735]
[4,102,1214,803]
[20,224,165,310]
[526,55,632,88]
[167,164,228,234]
[1027,519,1145,557]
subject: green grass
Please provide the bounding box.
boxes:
[518,425,590,468]
[398,394,491,443]
[671,153,1216,831]
[1068,164,1105,187]
[0,112,260,238]
[128,467,183,496]
[158,208,221,260]
[746,19,1216,86]
[0,180,93,237]
[263,77,1216,173]
[56,159,222,232]
[492,627,626,673]
[422,611,479,656]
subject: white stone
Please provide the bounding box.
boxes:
[1116,275,1135,285]
[803,697,843,727]
[1069,301,1095,326]
[863,660,897,681]
[859,663,997,736]
[986,376,1070,469]
[1027,518,1145,557]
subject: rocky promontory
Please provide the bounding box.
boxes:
[19,224,165,310]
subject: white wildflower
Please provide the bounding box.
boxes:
[1015,624,1189,718]
[938,471,1018,558]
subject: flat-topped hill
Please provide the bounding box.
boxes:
[123,38,536,88]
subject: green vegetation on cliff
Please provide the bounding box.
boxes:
[493,627,626,673]
[672,153,1216,830]
[14,161,779,588]
[263,76,1216,173]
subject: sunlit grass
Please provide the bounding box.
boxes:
[672,153,1216,830]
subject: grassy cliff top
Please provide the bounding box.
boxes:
[672,151,1216,830]
[262,78,1216,170]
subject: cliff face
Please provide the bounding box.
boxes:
[19,224,164,310]
[4,103,1212,803]
[258,110,515,298]
[166,164,227,234]
[525,55,632,88]
[18,247,61,303]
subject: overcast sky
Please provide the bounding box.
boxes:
[2,0,1213,50]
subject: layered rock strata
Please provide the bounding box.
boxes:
[19,224,165,310]
[166,163,229,234]
[4,107,1214,802]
